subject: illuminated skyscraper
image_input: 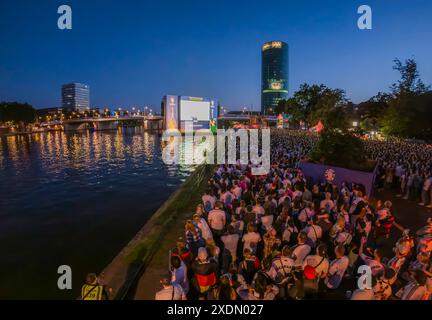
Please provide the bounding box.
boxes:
[62,83,90,112]
[261,41,288,114]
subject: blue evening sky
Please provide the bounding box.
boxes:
[0,0,431,111]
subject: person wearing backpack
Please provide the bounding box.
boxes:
[302,216,322,249]
[155,276,187,300]
[239,248,261,285]
[302,244,330,296]
[325,245,350,291]
[396,270,428,300]
[269,246,294,299]
[202,189,216,213]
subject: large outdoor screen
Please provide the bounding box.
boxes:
[180,100,210,121]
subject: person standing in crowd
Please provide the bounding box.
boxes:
[325,245,349,290]
[155,276,187,300]
[221,225,240,263]
[170,255,189,295]
[191,247,218,297]
[208,201,227,238]
[242,223,262,255]
[291,232,311,268]
[153,131,432,301]
[80,273,110,300]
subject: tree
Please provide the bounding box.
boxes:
[357,93,390,131]
[277,84,349,130]
[380,58,431,138]
[0,102,36,123]
[309,88,348,130]
[390,58,429,96]
[381,92,432,139]
[309,129,370,171]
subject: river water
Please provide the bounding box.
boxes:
[0,127,194,299]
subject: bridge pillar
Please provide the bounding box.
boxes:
[63,123,88,131]
[144,119,163,130]
[93,121,118,131]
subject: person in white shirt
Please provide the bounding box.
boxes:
[359,237,385,277]
[252,203,265,216]
[325,245,350,289]
[350,276,377,300]
[231,182,242,200]
[155,277,187,300]
[220,189,234,208]
[221,225,240,262]
[397,270,428,300]
[302,244,330,280]
[202,190,216,211]
[291,232,311,268]
[261,211,274,232]
[320,192,335,212]
[302,216,322,246]
[208,201,226,235]
[242,223,262,254]
[298,203,314,224]
[170,256,189,294]
[193,214,213,244]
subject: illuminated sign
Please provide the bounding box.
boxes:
[270,82,282,90]
[262,41,283,51]
[164,95,218,131]
[164,95,179,130]
[188,97,204,101]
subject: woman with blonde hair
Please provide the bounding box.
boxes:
[185,219,205,256]
[193,213,213,244]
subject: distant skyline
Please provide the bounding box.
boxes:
[1,0,431,111]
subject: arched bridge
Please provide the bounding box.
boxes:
[57,116,163,131]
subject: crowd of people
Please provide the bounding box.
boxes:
[155,130,432,301]
[366,139,432,207]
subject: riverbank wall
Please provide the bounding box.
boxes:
[97,163,214,300]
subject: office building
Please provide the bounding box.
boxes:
[62,83,90,112]
[261,41,288,114]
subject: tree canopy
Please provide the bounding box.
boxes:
[309,129,370,171]
[277,58,431,139]
[276,84,349,130]
[379,58,431,139]
[0,102,37,124]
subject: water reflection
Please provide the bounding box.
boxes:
[0,127,194,299]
